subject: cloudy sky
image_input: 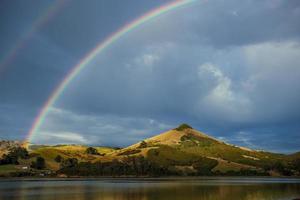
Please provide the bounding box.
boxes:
[0,0,300,153]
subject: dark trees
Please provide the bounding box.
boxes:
[31,156,46,169]
[54,155,63,163]
[0,147,29,165]
[58,156,170,177]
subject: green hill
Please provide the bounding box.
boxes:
[108,124,289,175]
[0,124,299,177]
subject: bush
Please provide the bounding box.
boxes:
[86,147,99,155]
[60,158,78,168]
[292,158,300,173]
[31,156,46,169]
[54,155,63,163]
[0,154,19,165]
[192,158,218,175]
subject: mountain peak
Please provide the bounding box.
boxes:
[137,124,215,147]
[173,123,193,131]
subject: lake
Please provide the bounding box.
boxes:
[0,177,300,200]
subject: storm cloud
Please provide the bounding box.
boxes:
[1,0,300,153]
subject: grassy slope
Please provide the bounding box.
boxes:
[286,152,300,161]
[24,145,116,171]
[0,165,22,175]
[0,126,298,175]
[0,145,117,175]
[111,128,287,173]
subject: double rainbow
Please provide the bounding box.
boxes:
[27,0,197,144]
[0,0,68,74]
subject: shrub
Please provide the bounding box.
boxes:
[0,154,19,165]
[54,155,63,163]
[86,147,99,155]
[31,156,46,169]
[60,158,78,168]
[192,158,218,175]
[292,158,300,173]
[0,147,29,165]
[174,123,193,131]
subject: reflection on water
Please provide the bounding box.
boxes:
[0,178,300,200]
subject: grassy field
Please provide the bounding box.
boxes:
[0,164,23,176]
[31,145,117,170]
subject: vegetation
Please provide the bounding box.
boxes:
[0,165,22,175]
[31,156,46,170]
[1,124,300,177]
[139,141,147,148]
[174,123,193,131]
[117,149,141,156]
[58,156,171,177]
[0,147,29,165]
[214,168,269,176]
[147,145,218,175]
[192,158,218,175]
[60,158,78,168]
[55,155,63,163]
[292,158,300,173]
[86,147,99,155]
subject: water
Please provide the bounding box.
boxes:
[0,177,300,200]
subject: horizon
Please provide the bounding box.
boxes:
[3,123,299,155]
[1,0,300,154]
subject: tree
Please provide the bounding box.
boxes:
[86,147,99,155]
[31,156,46,169]
[55,155,63,163]
[0,147,29,165]
[273,161,292,176]
[293,158,300,173]
[0,154,19,165]
[11,147,29,159]
[61,158,78,168]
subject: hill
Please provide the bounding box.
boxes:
[0,124,299,177]
[108,124,290,175]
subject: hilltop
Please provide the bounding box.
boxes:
[0,124,299,177]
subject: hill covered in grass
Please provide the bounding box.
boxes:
[0,124,299,177]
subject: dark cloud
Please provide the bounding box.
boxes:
[0,0,300,153]
[131,0,300,47]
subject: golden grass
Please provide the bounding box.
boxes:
[212,158,256,172]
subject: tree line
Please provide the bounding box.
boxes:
[57,156,171,176]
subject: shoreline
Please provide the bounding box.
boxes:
[1,176,300,182]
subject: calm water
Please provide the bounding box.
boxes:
[0,178,300,200]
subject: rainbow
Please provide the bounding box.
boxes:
[0,0,68,74]
[27,0,197,144]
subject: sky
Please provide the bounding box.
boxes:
[0,0,300,153]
